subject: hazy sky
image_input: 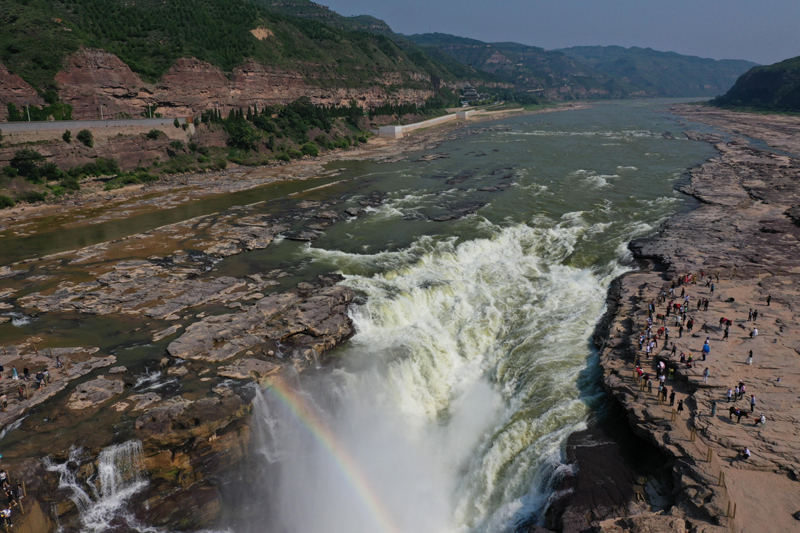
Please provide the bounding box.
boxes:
[322,0,800,65]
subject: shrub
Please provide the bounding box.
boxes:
[10,149,46,181]
[41,162,65,181]
[301,143,319,157]
[315,135,332,150]
[18,191,47,203]
[103,171,157,191]
[0,195,14,209]
[170,140,184,150]
[188,142,199,152]
[59,175,80,191]
[212,159,227,170]
[223,117,261,151]
[146,129,165,140]
[275,153,291,163]
[357,135,368,144]
[76,129,94,147]
[63,130,72,143]
[287,149,303,160]
[173,118,181,128]
[67,158,120,178]
[3,166,18,178]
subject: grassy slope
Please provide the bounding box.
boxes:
[557,45,759,97]
[712,56,800,111]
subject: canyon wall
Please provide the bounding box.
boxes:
[2,48,436,122]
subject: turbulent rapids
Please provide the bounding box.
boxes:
[242,101,718,533]
[254,221,621,532]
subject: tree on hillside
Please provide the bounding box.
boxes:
[77,129,94,147]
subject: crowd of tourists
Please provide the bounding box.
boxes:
[635,270,768,464]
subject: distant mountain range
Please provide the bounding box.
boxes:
[404,34,757,99]
[713,56,800,112]
[557,46,759,97]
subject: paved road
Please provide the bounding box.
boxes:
[0,117,187,132]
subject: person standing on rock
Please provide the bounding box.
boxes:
[704,299,709,311]
[727,388,733,402]
[711,401,717,417]
[10,368,16,380]
[767,295,771,306]
[677,399,684,416]
[750,394,756,413]
[750,327,758,339]
[740,383,746,399]
[723,326,729,340]
[703,368,710,383]
[647,378,653,393]
[734,385,740,400]
[702,340,710,361]
[755,413,766,427]
[753,309,759,321]
[669,390,676,406]
[746,350,753,365]
[710,283,715,294]
[678,324,683,338]
[748,308,753,321]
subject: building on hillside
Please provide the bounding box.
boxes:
[462,85,479,102]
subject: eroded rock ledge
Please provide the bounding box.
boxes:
[563,110,800,533]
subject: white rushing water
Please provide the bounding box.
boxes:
[45,441,151,533]
[253,217,627,533]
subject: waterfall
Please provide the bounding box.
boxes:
[45,441,149,533]
[246,219,621,533]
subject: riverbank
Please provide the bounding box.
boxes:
[582,105,800,532]
[0,104,581,249]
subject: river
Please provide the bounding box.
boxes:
[1,99,719,532]
[225,99,717,533]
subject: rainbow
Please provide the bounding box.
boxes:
[263,378,402,533]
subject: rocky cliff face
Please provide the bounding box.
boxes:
[0,63,44,122]
[45,48,435,121]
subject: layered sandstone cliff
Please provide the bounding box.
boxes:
[4,48,436,122]
[0,63,44,122]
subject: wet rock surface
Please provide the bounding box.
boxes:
[67,376,124,410]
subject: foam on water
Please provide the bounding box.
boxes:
[255,217,627,533]
[45,441,150,533]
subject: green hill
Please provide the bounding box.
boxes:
[0,0,479,94]
[557,46,759,97]
[712,56,800,111]
[250,0,396,35]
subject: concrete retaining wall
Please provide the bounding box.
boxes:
[377,113,459,139]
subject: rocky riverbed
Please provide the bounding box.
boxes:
[0,105,586,533]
